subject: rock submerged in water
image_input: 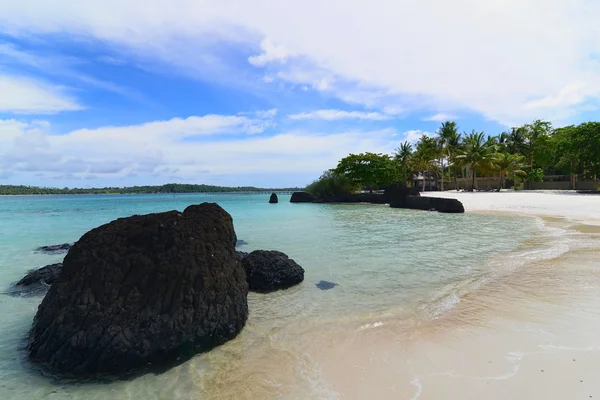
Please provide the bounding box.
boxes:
[27,203,248,378]
[315,280,338,290]
[35,243,72,254]
[241,250,304,293]
[269,193,278,204]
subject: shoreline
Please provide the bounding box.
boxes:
[199,191,600,399]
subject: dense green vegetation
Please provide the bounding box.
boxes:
[305,170,357,196]
[310,119,600,193]
[0,183,301,196]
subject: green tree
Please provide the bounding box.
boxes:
[334,152,398,191]
[394,141,413,185]
[411,135,438,191]
[306,170,358,196]
[495,152,526,189]
[446,131,463,190]
[457,130,497,191]
[436,121,458,191]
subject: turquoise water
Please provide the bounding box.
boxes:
[0,194,539,399]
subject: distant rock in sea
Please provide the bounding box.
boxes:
[315,280,338,290]
[34,243,72,254]
[241,250,304,293]
[236,239,248,247]
[269,193,278,204]
[27,203,248,378]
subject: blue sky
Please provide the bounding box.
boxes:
[1,0,599,188]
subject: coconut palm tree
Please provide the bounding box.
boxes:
[435,121,458,191]
[495,152,526,189]
[446,132,463,190]
[394,141,413,185]
[412,135,437,191]
[458,130,497,191]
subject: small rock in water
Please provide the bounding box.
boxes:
[236,239,248,247]
[35,243,72,254]
[316,280,338,290]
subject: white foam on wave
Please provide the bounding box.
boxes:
[358,321,384,331]
[408,377,423,400]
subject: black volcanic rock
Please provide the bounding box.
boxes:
[8,263,64,296]
[242,250,304,293]
[17,263,63,287]
[269,193,278,204]
[35,243,72,255]
[27,203,248,377]
[290,192,317,203]
[390,195,465,213]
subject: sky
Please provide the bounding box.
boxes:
[0,0,599,188]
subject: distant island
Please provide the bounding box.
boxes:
[0,184,302,196]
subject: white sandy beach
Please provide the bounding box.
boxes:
[325,190,600,400]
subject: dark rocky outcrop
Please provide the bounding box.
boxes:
[17,263,63,287]
[269,193,278,204]
[28,203,248,378]
[35,243,72,255]
[291,186,464,213]
[390,195,465,213]
[315,281,338,290]
[290,192,318,203]
[6,263,64,296]
[237,251,249,261]
[241,250,304,293]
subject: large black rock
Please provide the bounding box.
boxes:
[390,195,465,213]
[242,250,304,293]
[269,193,278,204]
[28,203,248,377]
[290,192,317,203]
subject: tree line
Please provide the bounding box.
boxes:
[307,120,600,194]
[0,183,301,196]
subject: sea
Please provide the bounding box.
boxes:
[0,193,595,399]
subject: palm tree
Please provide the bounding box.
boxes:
[457,130,497,191]
[394,141,413,185]
[435,121,458,191]
[412,135,437,191]
[446,132,463,190]
[495,152,525,189]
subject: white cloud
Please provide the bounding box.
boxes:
[248,38,294,67]
[0,116,396,182]
[288,109,392,121]
[0,75,82,114]
[400,129,433,143]
[1,0,599,124]
[423,113,458,122]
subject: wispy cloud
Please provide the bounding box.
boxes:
[423,113,458,122]
[288,109,392,121]
[0,74,82,114]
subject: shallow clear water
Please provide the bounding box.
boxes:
[0,194,540,399]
